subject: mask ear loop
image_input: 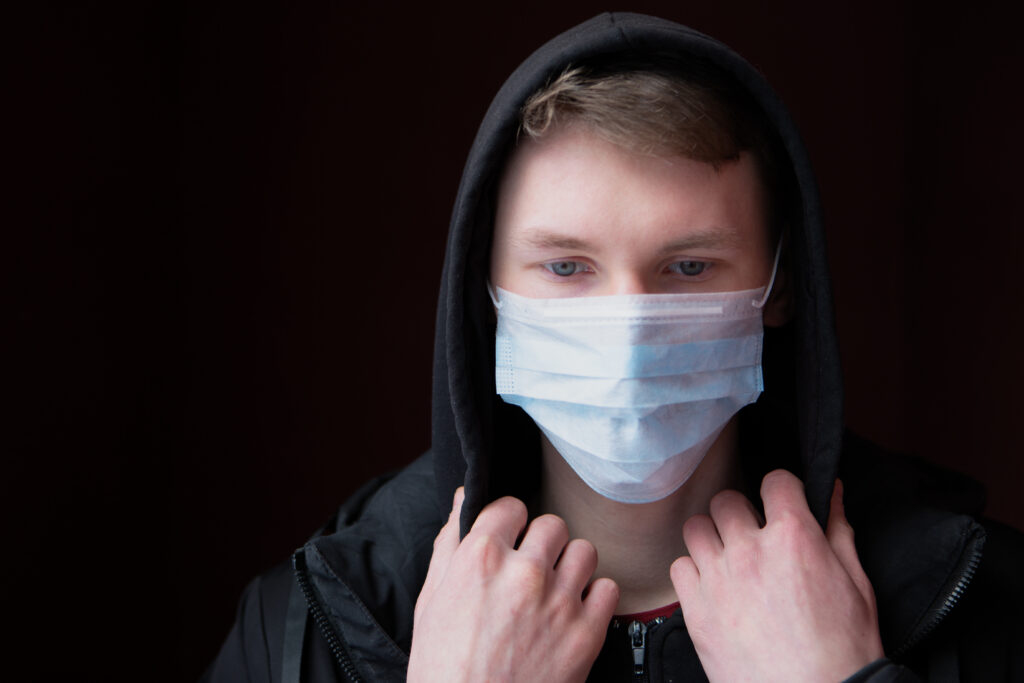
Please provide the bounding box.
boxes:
[486,282,503,309]
[753,240,784,309]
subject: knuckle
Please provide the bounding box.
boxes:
[474,495,527,528]
[464,532,505,572]
[469,497,529,540]
[709,489,747,516]
[510,557,548,593]
[707,492,727,515]
[763,468,795,486]
[731,545,763,575]
[772,505,801,526]
[768,498,813,531]
[773,509,802,533]
[549,586,575,614]
[710,488,744,506]
[569,537,597,564]
[761,469,802,499]
[532,513,569,537]
[773,516,816,553]
[494,495,529,520]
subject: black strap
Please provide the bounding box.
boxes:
[282,574,308,683]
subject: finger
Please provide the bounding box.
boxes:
[436,487,464,557]
[681,513,723,570]
[760,469,815,527]
[418,487,464,611]
[708,489,762,544]
[429,487,464,569]
[518,514,570,568]
[467,495,529,548]
[826,479,874,597]
[669,555,700,607]
[825,479,850,546]
[553,537,599,597]
[581,577,619,624]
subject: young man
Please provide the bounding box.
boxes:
[204,13,1022,682]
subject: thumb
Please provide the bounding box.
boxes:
[825,479,874,601]
[416,487,464,615]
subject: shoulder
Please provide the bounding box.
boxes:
[298,451,444,662]
[203,452,444,683]
[937,516,1024,680]
[201,561,293,683]
[839,433,986,517]
[838,433,1024,680]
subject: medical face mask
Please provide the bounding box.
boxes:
[491,261,778,504]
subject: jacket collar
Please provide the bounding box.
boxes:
[295,450,985,677]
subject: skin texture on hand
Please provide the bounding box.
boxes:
[408,488,620,683]
[670,471,885,682]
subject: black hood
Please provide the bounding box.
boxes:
[431,12,842,534]
[286,15,997,679]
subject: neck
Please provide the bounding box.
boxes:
[537,420,742,614]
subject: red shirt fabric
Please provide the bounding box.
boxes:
[614,602,680,623]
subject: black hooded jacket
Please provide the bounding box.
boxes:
[203,13,1024,683]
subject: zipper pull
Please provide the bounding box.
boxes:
[627,619,647,675]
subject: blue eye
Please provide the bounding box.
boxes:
[670,261,710,277]
[544,261,586,277]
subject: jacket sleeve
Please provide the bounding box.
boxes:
[843,659,923,683]
[201,561,295,683]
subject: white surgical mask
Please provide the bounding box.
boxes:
[491,262,777,503]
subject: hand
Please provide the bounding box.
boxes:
[408,488,619,683]
[670,471,884,682]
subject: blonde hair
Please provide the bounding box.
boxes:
[521,65,742,164]
[519,57,791,233]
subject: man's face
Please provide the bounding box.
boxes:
[491,124,781,314]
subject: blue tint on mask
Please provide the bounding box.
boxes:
[493,285,766,504]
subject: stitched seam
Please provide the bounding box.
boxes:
[308,544,410,663]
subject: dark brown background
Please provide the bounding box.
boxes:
[8,1,1023,680]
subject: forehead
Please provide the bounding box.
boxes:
[494,124,770,251]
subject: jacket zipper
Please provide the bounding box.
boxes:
[291,533,980,681]
[627,619,647,677]
[617,615,666,682]
[293,550,365,683]
[891,529,984,658]
[609,531,981,678]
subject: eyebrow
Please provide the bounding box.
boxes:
[655,226,744,253]
[512,230,594,251]
[511,226,743,253]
